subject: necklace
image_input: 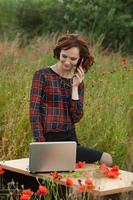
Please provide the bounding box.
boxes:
[50,64,73,89]
[60,78,73,89]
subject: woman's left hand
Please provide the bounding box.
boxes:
[72,66,84,87]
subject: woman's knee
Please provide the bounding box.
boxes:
[100,152,113,167]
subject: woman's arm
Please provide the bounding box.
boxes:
[29,70,45,142]
[69,82,84,123]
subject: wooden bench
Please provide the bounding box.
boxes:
[1,158,133,199]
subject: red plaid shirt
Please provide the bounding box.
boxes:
[30,67,84,142]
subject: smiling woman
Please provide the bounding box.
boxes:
[59,47,80,73]
[29,33,113,166]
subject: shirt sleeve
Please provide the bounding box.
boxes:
[69,82,84,123]
[29,70,45,142]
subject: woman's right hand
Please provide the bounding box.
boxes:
[72,66,84,87]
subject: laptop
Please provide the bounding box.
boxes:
[29,141,77,173]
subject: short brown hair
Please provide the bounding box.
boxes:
[53,33,94,72]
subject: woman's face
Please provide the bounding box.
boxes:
[59,47,80,71]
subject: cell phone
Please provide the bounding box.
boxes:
[75,57,84,72]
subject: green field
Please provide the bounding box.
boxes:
[0,35,133,170]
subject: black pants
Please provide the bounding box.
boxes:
[45,128,103,163]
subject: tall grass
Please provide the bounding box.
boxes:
[0,35,133,170]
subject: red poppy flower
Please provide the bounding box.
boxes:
[111,165,119,173]
[21,189,33,196]
[20,194,30,200]
[107,171,118,178]
[66,178,73,186]
[100,163,120,178]
[0,167,5,175]
[38,185,49,196]
[76,161,86,169]
[100,163,109,175]
[85,179,95,189]
[107,165,120,178]
[50,171,58,179]
[50,171,62,180]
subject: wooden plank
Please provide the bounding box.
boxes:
[1,158,133,196]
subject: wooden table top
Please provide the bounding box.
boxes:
[1,158,133,196]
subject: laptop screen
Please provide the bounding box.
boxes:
[29,141,77,173]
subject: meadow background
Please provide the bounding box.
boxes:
[0,0,133,172]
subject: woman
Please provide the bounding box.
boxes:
[29,33,113,166]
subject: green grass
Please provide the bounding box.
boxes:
[0,35,133,170]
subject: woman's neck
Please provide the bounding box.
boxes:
[51,63,74,79]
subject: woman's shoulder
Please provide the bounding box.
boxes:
[33,67,52,78]
[32,67,50,82]
[35,67,50,74]
[34,67,57,83]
